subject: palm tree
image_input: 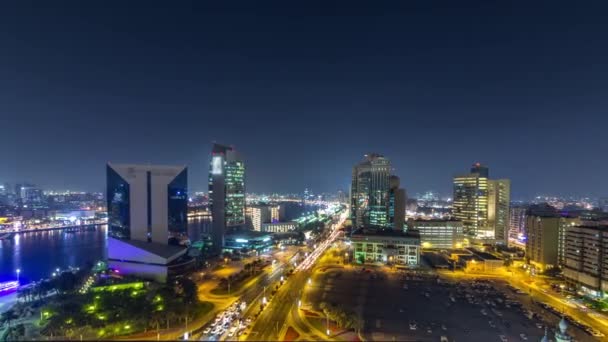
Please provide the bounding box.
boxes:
[165,311,177,329]
[1,308,18,328]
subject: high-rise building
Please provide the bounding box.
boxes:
[389,175,406,231]
[246,205,271,231]
[106,163,190,282]
[470,162,489,178]
[453,163,510,242]
[350,154,391,229]
[488,179,510,243]
[453,166,489,239]
[209,143,246,252]
[18,184,45,208]
[270,204,285,223]
[509,205,528,242]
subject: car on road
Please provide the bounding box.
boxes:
[409,322,417,330]
[499,334,508,342]
[519,333,527,340]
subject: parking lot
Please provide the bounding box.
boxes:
[304,267,598,341]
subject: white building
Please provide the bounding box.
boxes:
[106,163,191,282]
[351,228,420,266]
[262,221,297,233]
[246,205,271,231]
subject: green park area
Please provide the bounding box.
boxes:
[38,277,212,339]
[0,269,212,341]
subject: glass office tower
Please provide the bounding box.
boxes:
[350,154,392,229]
[209,144,246,253]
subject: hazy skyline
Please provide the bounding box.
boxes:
[1,2,607,198]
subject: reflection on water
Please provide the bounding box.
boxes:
[0,218,213,284]
[0,226,108,284]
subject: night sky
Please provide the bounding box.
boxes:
[1,1,607,199]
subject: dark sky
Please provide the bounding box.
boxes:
[1,1,607,199]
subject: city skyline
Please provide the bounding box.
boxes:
[2,2,608,198]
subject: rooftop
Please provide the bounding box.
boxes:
[411,218,462,223]
[466,248,501,261]
[225,229,273,240]
[122,239,187,259]
[352,228,420,239]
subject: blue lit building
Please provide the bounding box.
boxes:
[224,231,273,253]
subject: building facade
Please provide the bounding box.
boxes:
[350,154,405,230]
[453,163,510,242]
[453,167,489,239]
[351,154,391,228]
[246,205,271,231]
[261,221,298,233]
[525,213,580,271]
[351,228,420,266]
[209,143,246,253]
[389,175,406,231]
[410,219,464,249]
[488,179,511,243]
[563,224,608,297]
[508,205,528,242]
[106,163,190,282]
[270,204,285,222]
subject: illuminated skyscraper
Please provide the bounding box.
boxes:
[453,163,511,242]
[350,154,393,229]
[209,143,246,252]
[453,164,490,239]
[488,179,511,243]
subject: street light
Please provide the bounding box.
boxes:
[16,269,21,283]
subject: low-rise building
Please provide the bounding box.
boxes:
[351,228,420,266]
[454,248,503,273]
[261,221,297,233]
[224,231,273,253]
[409,219,464,249]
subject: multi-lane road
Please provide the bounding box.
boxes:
[247,212,348,341]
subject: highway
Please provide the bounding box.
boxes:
[246,211,348,341]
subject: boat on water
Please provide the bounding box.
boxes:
[0,232,15,240]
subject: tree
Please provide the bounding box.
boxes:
[1,308,18,328]
[351,316,364,334]
[13,323,26,340]
[55,272,78,293]
[177,278,198,304]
